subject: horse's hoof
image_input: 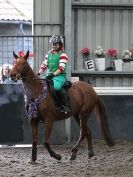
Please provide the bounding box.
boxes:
[51,151,61,160]
[88,151,94,158]
[29,160,37,165]
[70,153,76,161]
[89,156,97,160]
[54,153,62,161]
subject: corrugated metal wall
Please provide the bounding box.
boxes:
[72,5,133,71]
[71,1,133,87]
[33,0,63,35]
[33,0,64,72]
[33,0,133,86]
[73,0,133,3]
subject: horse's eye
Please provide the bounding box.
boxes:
[22,62,26,66]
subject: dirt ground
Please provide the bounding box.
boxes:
[0,140,133,177]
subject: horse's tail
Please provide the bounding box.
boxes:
[95,97,115,147]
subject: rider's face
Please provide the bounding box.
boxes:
[52,43,60,51]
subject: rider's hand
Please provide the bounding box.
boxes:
[46,73,54,80]
[37,73,40,76]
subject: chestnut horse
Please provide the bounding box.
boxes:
[10,50,114,163]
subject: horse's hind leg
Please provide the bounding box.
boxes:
[29,119,39,163]
[44,119,61,161]
[85,125,94,158]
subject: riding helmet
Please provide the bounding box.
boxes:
[50,35,63,44]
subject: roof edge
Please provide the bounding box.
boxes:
[0,20,32,25]
[7,0,32,20]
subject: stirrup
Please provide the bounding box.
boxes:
[58,106,71,114]
[63,106,71,114]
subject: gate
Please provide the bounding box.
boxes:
[0,35,51,74]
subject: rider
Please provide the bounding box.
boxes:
[37,34,71,114]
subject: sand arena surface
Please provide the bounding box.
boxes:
[0,140,133,177]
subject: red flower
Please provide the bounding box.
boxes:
[129,48,133,58]
[18,51,34,57]
[107,48,117,57]
[18,51,25,57]
[107,48,117,58]
[29,52,34,57]
[81,48,90,56]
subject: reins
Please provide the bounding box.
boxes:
[19,76,65,83]
[19,76,46,80]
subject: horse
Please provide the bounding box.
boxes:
[10,50,115,163]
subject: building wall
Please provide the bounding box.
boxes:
[33,0,63,35]
[33,0,64,72]
[72,2,133,71]
[70,1,133,87]
[33,0,133,72]
[72,0,133,3]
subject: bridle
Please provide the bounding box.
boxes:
[11,62,38,82]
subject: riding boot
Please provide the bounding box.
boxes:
[56,88,71,114]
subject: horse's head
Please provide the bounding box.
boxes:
[10,50,29,82]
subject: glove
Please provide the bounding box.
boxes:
[37,73,40,76]
[46,73,54,80]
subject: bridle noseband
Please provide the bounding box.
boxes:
[11,62,35,81]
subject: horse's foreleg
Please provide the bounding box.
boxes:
[80,109,95,159]
[70,116,85,160]
[80,115,94,158]
[70,130,85,160]
[29,119,39,163]
[71,113,94,160]
[44,120,61,161]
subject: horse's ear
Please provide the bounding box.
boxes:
[13,51,18,59]
[24,50,29,60]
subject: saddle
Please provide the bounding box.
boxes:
[47,80,72,109]
[63,80,72,90]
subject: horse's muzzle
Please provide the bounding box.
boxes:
[10,73,20,82]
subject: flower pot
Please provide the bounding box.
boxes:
[122,60,133,71]
[84,60,95,71]
[95,58,105,71]
[114,59,123,71]
[122,59,132,62]
[105,58,115,71]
